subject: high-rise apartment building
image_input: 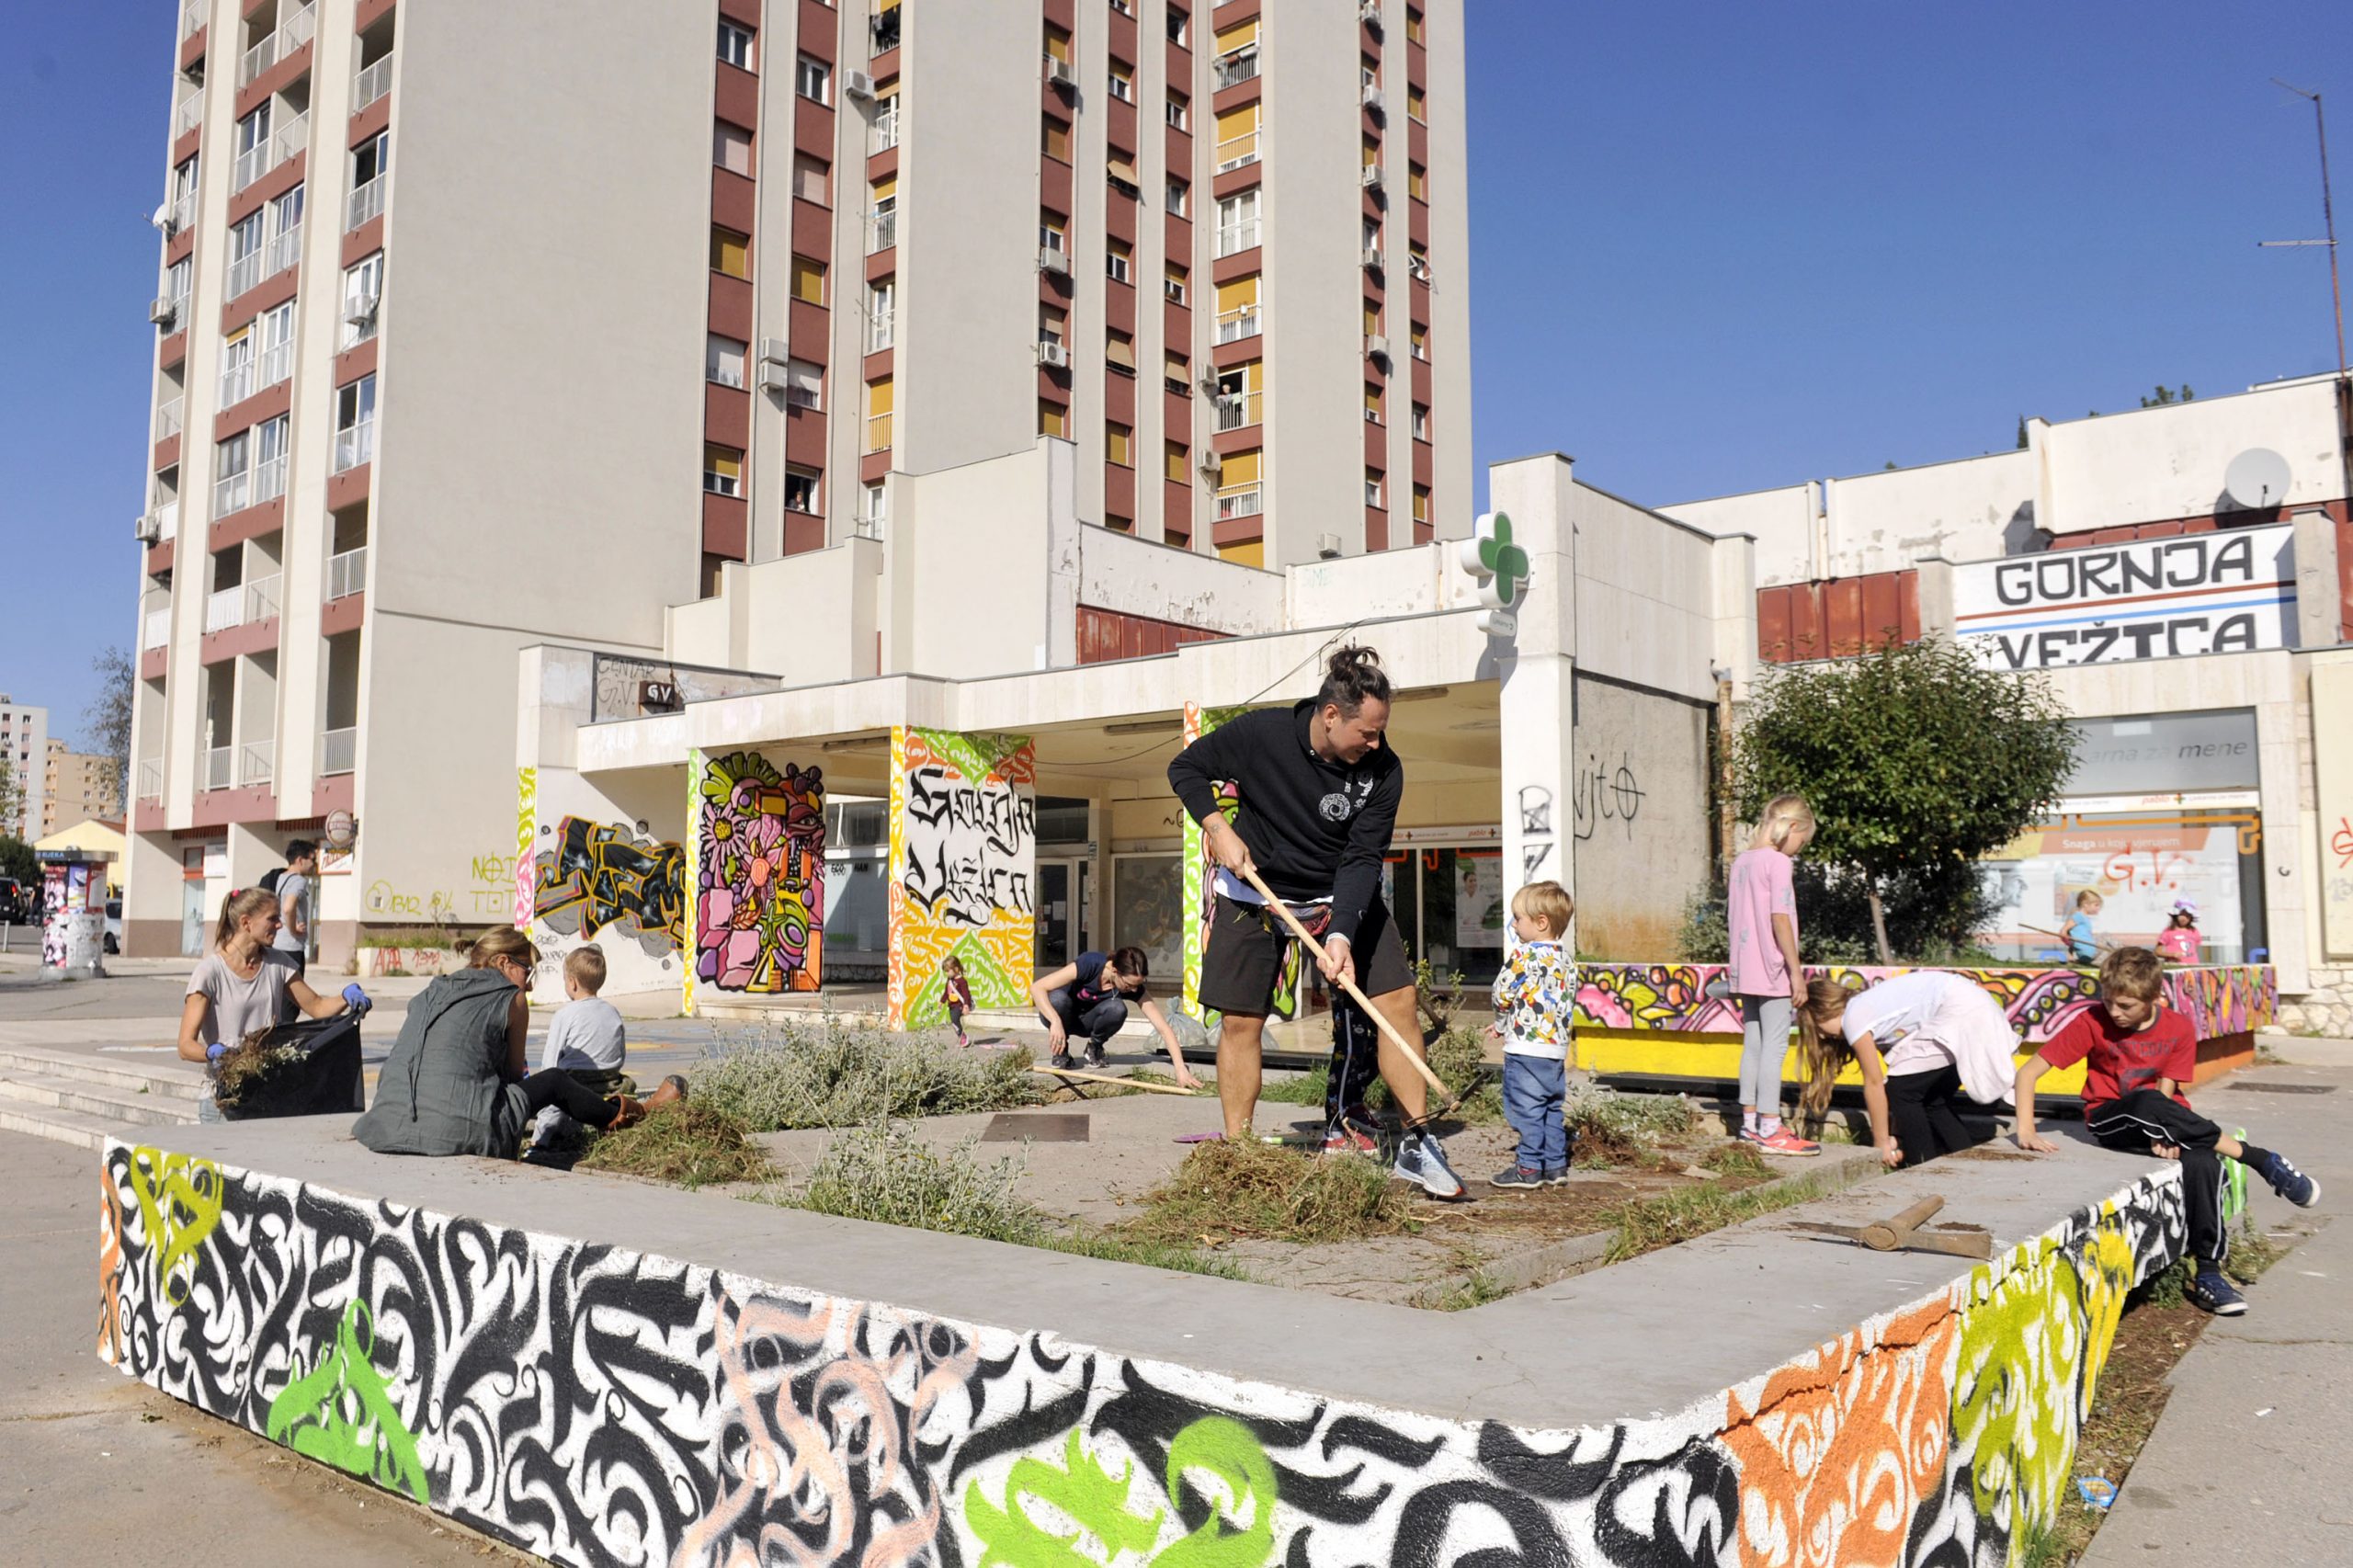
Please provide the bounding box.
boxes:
[43,742,120,835]
[0,699,48,841]
[122,0,1470,961]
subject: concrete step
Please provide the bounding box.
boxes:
[0,1045,205,1100]
[0,1073,200,1128]
[0,1102,128,1152]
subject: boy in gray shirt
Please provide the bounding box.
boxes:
[273,839,318,977]
[531,945,631,1144]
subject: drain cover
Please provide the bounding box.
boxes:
[982,1113,1091,1142]
[2222,1082,2337,1095]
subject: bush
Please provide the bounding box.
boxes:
[696,1015,1045,1131]
[1125,1139,1415,1245]
[1674,860,2003,967]
[797,1119,1044,1241]
[576,1103,774,1188]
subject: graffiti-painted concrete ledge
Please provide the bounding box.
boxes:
[103,1118,2188,1566]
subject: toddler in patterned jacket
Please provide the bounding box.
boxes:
[1486,881,1577,1188]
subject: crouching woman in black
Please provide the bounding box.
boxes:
[356,926,680,1157]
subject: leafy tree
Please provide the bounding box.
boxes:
[2139,384,2194,407]
[0,835,36,891]
[1732,638,2075,962]
[2015,415,2029,450]
[83,646,133,815]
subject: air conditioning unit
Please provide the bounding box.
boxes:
[1038,246,1069,275]
[343,293,380,328]
[1361,164,1384,190]
[149,296,178,326]
[1318,532,1343,558]
[1196,370,1222,397]
[1360,247,1383,270]
[134,513,162,544]
[1035,340,1070,369]
[1359,0,1382,23]
[842,69,879,100]
[1197,450,1222,477]
[757,336,790,367]
[1043,56,1075,88]
[1365,334,1391,361]
[1361,85,1385,114]
[784,384,821,410]
[757,361,790,393]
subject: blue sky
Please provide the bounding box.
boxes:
[1,1,2346,743]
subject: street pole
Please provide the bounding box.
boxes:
[2267,81,2347,380]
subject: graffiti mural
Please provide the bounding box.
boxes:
[1574,961,2275,1043]
[513,768,538,929]
[532,816,687,959]
[693,750,826,997]
[888,727,1036,1030]
[101,1133,2188,1568]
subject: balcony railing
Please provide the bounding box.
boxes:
[207,573,282,634]
[868,206,898,253]
[321,727,357,777]
[1215,218,1260,256]
[239,3,314,87]
[234,109,308,192]
[211,468,251,517]
[352,53,393,112]
[172,86,205,137]
[1214,131,1259,175]
[252,455,288,508]
[868,100,899,154]
[257,335,293,391]
[150,499,178,542]
[142,607,171,651]
[265,221,301,278]
[1213,392,1258,431]
[1213,304,1261,345]
[347,175,386,231]
[239,740,275,787]
[867,303,894,353]
[224,246,263,299]
[165,191,196,235]
[154,397,184,442]
[1215,485,1264,522]
[138,757,165,801]
[327,545,367,600]
[202,746,233,791]
[179,0,205,40]
[1212,45,1260,90]
[219,357,253,406]
[333,417,375,472]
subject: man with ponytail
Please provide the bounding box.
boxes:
[1168,643,1464,1198]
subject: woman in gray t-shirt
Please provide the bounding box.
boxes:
[180,887,363,1119]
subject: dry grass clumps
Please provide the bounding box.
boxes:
[1124,1139,1415,1246]
[576,1103,775,1188]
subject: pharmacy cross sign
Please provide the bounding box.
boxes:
[1457,510,1529,637]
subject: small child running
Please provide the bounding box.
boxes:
[2063,889,2104,964]
[531,945,631,1146]
[943,955,977,1047]
[1485,881,1577,1188]
[2155,901,2203,965]
[1725,793,1821,1155]
[2014,946,2320,1315]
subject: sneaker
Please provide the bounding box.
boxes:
[2258,1151,2321,1209]
[1488,1165,1545,1189]
[1541,1165,1573,1185]
[1736,1126,1767,1146]
[1049,1051,1077,1071]
[1083,1046,1108,1069]
[2184,1270,2247,1316]
[1393,1131,1467,1199]
[1755,1127,1822,1156]
[1321,1119,1380,1156]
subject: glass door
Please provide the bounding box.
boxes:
[1036,860,1074,970]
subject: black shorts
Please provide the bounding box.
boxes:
[1198,894,1414,1017]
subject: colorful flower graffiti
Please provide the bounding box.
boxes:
[101,1130,2188,1568]
[887,727,1036,1030]
[693,750,825,995]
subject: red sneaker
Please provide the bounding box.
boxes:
[1756,1127,1822,1156]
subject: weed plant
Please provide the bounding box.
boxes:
[1602,1171,1831,1263]
[1567,1088,1700,1167]
[1126,1139,1415,1246]
[696,1016,1044,1131]
[576,1103,774,1189]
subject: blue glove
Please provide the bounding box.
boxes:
[204,1042,225,1064]
[342,983,371,1017]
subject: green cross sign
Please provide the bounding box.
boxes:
[1477,512,1529,607]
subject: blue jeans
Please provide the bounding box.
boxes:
[1503,1052,1568,1171]
[1045,989,1127,1052]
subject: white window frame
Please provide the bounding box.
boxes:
[1413,403,1430,441]
[1039,215,1066,253]
[783,465,821,514]
[1108,63,1133,102]
[1165,177,1188,217]
[334,373,377,472]
[704,446,744,498]
[858,479,888,540]
[869,191,897,252]
[1106,244,1131,284]
[707,333,748,388]
[213,428,253,515]
[1365,474,1383,508]
[718,19,754,69]
[783,358,824,410]
[1214,189,1259,258]
[256,301,296,391]
[870,94,901,154]
[218,330,256,409]
[340,251,383,347]
[1164,268,1187,305]
[1165,93,1188,131]
[867,278,895,352]
[795,53,831,104]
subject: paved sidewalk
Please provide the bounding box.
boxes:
[2084,1043,2353,1564]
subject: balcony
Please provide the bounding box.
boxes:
[142,607,172,652]
[867,206,898,254]
[1214,131,1258,175]
[1212,46,1260,90]
[164,191,196,235]
[321,727,357,777]
[239,739,274,787]
[154,397,184,442]
[265,221,301,279]
[219,356,254,407]
[347,175,386,232]
[233,109,308,193]
[211,467,251,517]
[205,573,281,634]
[224,246,263,299]
[137,757,165,802]
[257,335,293,392]
[1213,304,1260,345]
[333,417,374,472]
[202,746,233,791]
[868,100,899,154]
[1215,218,1259,256]
[149,499,179,542]
[238,3,315,88]
[178,0,204,40]
[172,87,205,139]
[352,53,392,113]
[1213,392,1258,432]
[252,455,287,507]
[1215,484,1264,521]
[327,545,367,600]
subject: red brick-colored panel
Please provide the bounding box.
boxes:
[1165,388,1193,431]
[1213,0,1262,25]
[719,0,760,25]
[858,449,892,483]
[1038,364,1071,401]
[1109,97,1137,153]
[784,510,826,556]
[200,613,278,667]
[158,328,188,369]
[166,226,195,267]
[209,496,285,553]
[146,538,176,576]
[173,121,200,167]
[319,591,365,637]
[140,646,167,683]
[133,800,166,835]
[1899,570,1923,644]
[1108,6,1138,52]
[213,378,291,443]
[794,97,833,158]
[1824,578,1863,658]
[705,381,751,449]
[1210,245,1260,286]
[326,462,370,514]
[713,166,756,234]
[1213,515,1264,547]
[190,784,278,829]
[226,149,305,229]
[1408,199,1429,246]
[1165,299,1190,343]
[1405,41,1427,88]
[702,492,748,558]
[1788,582,1826,660]
[2341,517,2353,639]
[1365,505,1389,552]
[355,0,395,33]
[789,297,829,352]
[1412,439,1432,486]
[1860,573,1900,651]
[1107,280,1136,335]
[1211,164,1258,201]
[716,62,759,127]
[1105,463,1134,519]
[867,142,900,185]
[864,245,896,284]
[333,335,378,387]
[1211,77,1261,118]
[341,215,384,268]
[1410,354,1432,405]
[1363,420,1385,466]
[1212,424,1260,457]
[1212,335,1260,369]
[153,433,180,473]
[1074,604,1233,665]
[348,90,390,149]
[787,193,832,256]
[1107,189,1138,245]
[1165,479,1195,532]
[247,40,313,114]
[1105,368,1136,423]
[1040,154,1073,214]
[178,27,206,75]
[221,264,298,333]
[1165,128,1192,168]
[1165,213,1192,256]
[786,405,827,467]
[798,0,839,61]
[311,772,354,818]
[1756,586,1793,664]
[862,347,893,381]
[709,271,755,339]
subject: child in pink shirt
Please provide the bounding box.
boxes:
[1724,794,1820,1154]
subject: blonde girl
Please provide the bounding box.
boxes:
[1796,971,2024,1169]
[179,887,369,1121]
[1724,794,1820,1154]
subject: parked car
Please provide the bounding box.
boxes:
[105,899,123,954]
[0,879,28,926]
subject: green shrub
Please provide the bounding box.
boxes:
[796,1120,1044,1241]
[697,1016,1045,1131]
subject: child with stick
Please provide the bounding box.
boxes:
[1725,794,1821,1154]
[1486,881,1577,1187]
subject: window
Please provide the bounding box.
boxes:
[1167,8,1188,46]
[1214,102,1259,171]
[225,209,265,296]
[870,0,900,52]
[1106,238,1131,283]
[859,480,888,539]
[1406,6,1425,43]
[351,129,390,187]
[1407,83,1426,120]
[793,152,830,203]
[218,325,255,406]
[1039,301,1067,346]
[1413,483,1430,525]
[869,174,898,250]
[334,374,377,472]
[1164,350,1190,393]
[784,465,820,513]
[1363,135,1381,171]
[790,253,825,303]
[1042,116,1072,162]
[864,376,893,449]
[1364,214,1381,251]
[1408,240,1429,279]
[340,252,383,347]
[796,54,831,103]
[1363,301,1382,339]
[1165,176,1188,216]
[253,413,290,502]
[1039,399,1068,437]
[1214,188,1259,257]
[867,278,895,351]
[704,444,744,497]
[1214,360,1261,430]
[718,19,755,69]
[1409,162,1427,200]
[1215,448,1262,519]
[1040,209,1067,252]
[1362,56,1381,91]
[1106,423,1132,466]
[1108,153,1141,198]
[1364,383,1384,425]
[1412,402,1430,441]
[1107,328,1136,372]
[1365,471,1384,508]
[213,429,252,513]
[1214,274,1260,343]
[1044,23,1072,64]
[1165,439,1188,482]
[782,358,824,409]
[165,256,191,305]
[1166,91,1188,131]
[870,84,900,153]
[711,225,750,278]
[256,300,295,390]
[1109,0,1133,14]
[1108,60,1134,101]
[707,334,748,388]
[1212,18,1259,86]
[714,120,754,176]
[1411,322,1428,360]
[1165,262,1188,304]
[267,184,303,274]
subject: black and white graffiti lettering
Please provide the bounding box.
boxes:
[902,765,1038,927]
[1518,785,1552,837]
[1572,755,1644,843]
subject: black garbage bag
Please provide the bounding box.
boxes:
[215,1011,366,1119]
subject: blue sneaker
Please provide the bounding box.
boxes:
[2184,1270,2247,1316]
[1541,1165,1572,1186]
[2258,1151,2320,1209]
[1393,1131,1466,1199]
[1488,1165,1544,1189]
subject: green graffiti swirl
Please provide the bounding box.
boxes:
[264,1301,430,1505]
[125,1145,223,1309]
[961,1416,1279,1567]
[1156,1416,1279,1568]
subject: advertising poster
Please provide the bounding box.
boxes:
[1455,855,1505,949]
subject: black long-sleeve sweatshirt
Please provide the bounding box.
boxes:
[1166,700,1402,944]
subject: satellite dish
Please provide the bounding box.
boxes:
[2222,449,2291,510]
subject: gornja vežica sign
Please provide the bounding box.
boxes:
[1955,524,2298,670]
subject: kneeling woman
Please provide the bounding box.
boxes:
[356,927,679,1157]
[1797,970,2023,1169]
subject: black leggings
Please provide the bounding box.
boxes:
[1885,1064,1983,1168]
[521,1070,625,1129]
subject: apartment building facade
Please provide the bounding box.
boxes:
[121,0,1472,961]
[0,699,48,841]
[42,742,120,835]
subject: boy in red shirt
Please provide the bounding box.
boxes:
[2013,947,2318,1316]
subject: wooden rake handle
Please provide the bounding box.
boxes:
[1234,864,1456,1108]
[1029,1065,1199,1096]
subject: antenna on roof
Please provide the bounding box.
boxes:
[2258,81,2346,381]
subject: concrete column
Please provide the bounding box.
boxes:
[1914,555,1955,641]
[1711,532,1758,698]
[2257,690,2312,993]
[2292,511,2343,650]
[1486,453,1578,933]
[2309,654,2353,963]
[885,725,1039,1029]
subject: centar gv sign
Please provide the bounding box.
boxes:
[1954,524,2297,670]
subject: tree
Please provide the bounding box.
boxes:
[84,646,133,816]
[2015,415,2029,450]
[2139,384,2194,407]
[0,836,34,891]
[1732,637,2076,962]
